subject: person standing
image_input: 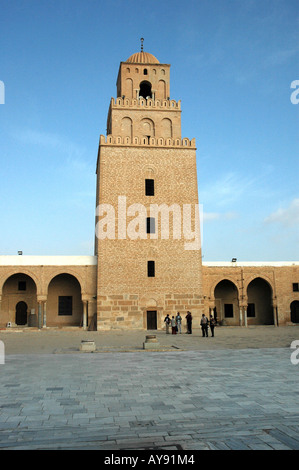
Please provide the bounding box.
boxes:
[209,314,216,337]
[176,312,182,334]
[171,316,177,334]
[186,311,192,334]
[200,314,208,337]
[164,314,171,334]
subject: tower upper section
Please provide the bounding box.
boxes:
[104,47,188,143]
[116,50,170,101]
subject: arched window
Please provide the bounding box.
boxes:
[143,68,148,75]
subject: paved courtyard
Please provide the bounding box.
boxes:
[0,326,298,450]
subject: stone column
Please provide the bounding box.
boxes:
[273,300,278,326]
[83,300,87,330]
[239,304,248,326]
[244,308,248,327]
[38,301,42,329]
[43,301,47,328]
[239,308,243,326]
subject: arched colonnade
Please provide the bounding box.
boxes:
[207,276,278,326]
[0,267,96,329]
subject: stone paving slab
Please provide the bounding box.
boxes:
[0,345,298,450]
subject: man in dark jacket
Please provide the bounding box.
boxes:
[164,314,171,334]
[186,311,192,334]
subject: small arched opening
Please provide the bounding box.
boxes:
[139,81,152,99]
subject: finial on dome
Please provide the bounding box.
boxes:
[140,37,144,52]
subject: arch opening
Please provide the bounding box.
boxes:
[1,273,37,327]
[139,81,152,99]
[247,277,273,325]
[214,279,239,325]
[47,274,82,327]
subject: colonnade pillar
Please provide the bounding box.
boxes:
[43,302,47,328]
[273,299,278,326]
[83,300,88,330]
[37,296,47,329]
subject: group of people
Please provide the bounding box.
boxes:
[200,313,216,337]
[164,312,183,335]
[164,312,216,337]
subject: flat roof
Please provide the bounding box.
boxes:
[0,256,297,267]
[0,256,97,266]
[203,261,299,267]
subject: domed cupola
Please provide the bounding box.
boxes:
[116,38,170,101]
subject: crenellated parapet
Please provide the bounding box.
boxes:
[110,97,181,110]
[99,134,196,148]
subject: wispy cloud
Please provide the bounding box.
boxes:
[11,128,88,161]
[199,171,257,208]
[264,46,299,68]
[264,198,299,227]
[11,127,93,174]
[203,211,238,222]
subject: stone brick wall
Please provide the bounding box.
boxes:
[95,144,203,330]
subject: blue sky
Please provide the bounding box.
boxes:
[0,0,298,260]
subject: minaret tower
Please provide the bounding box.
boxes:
[95,41,203,330]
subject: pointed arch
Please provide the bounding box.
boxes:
[246,277,274,325]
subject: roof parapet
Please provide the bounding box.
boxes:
[99,134,196,148]
[110,97,181,110]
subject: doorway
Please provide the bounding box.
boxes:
[147,311,157,330]
[15,301,28,325]
[291,301,299,323]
